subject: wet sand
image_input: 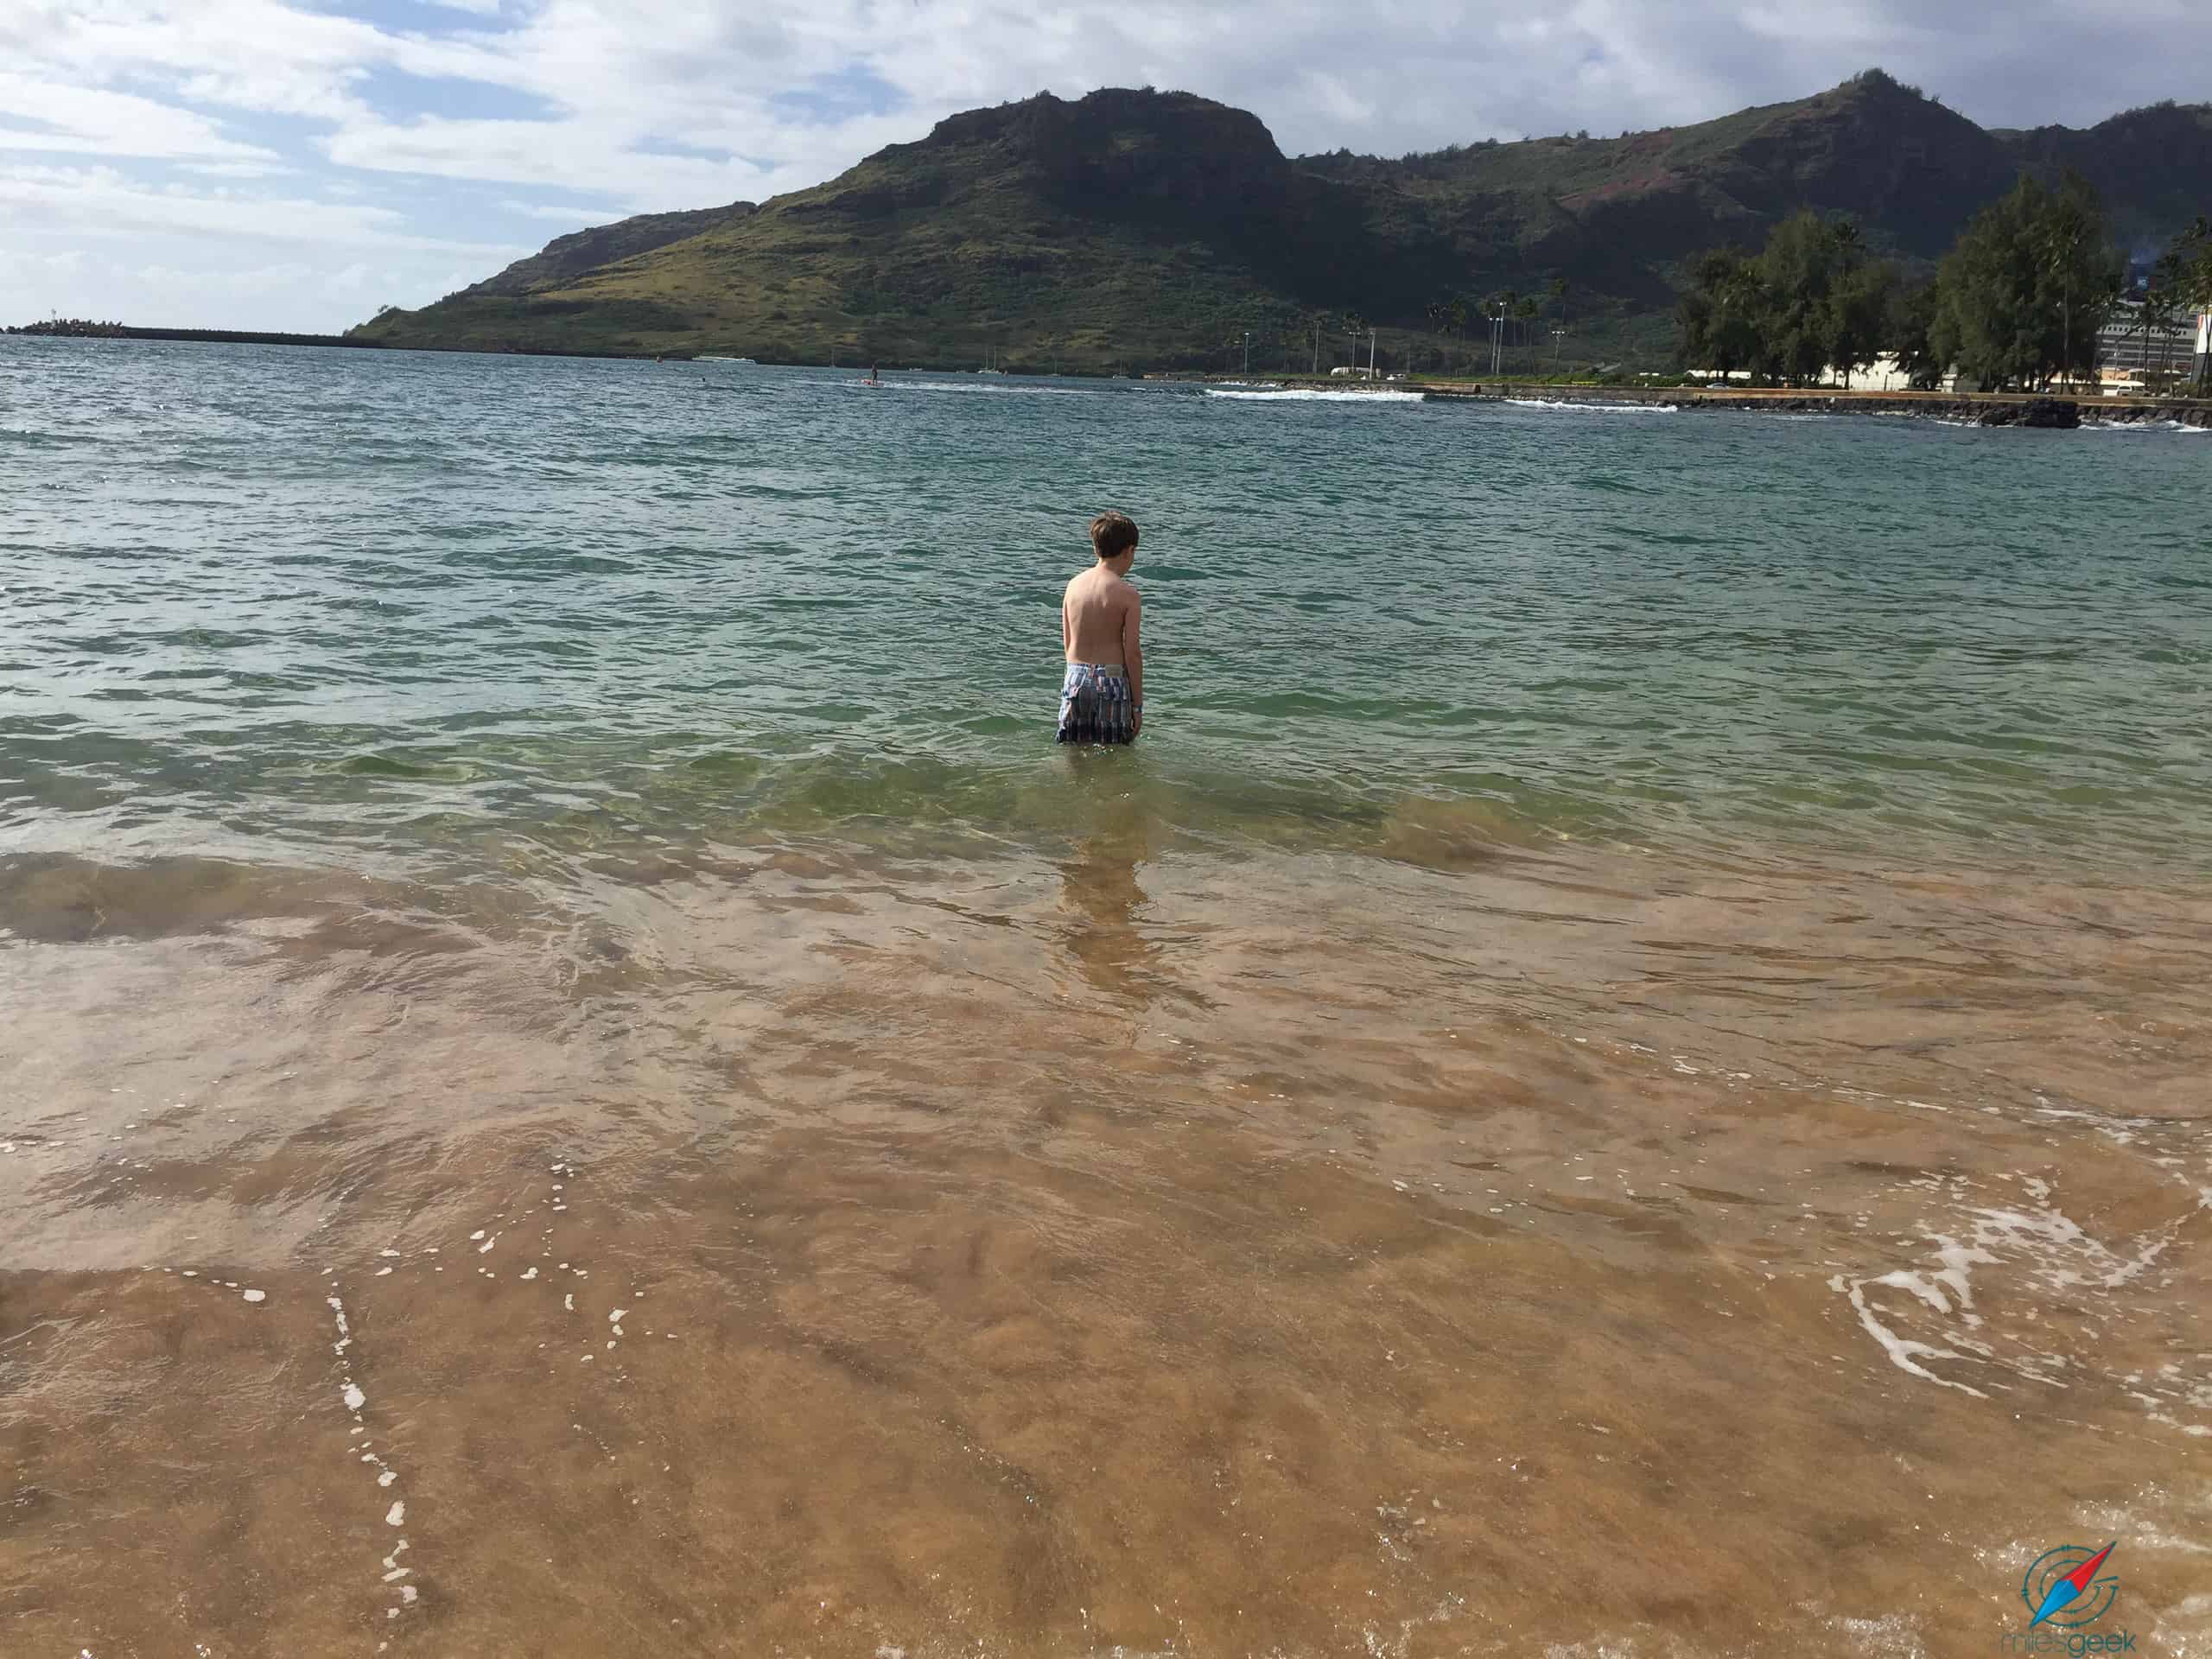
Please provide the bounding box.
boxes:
[3,835,2209,1656]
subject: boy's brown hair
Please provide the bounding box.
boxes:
[1089,511,1139,560]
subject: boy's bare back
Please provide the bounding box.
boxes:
[1061,564,1139,667]
[1054,511,1143,745]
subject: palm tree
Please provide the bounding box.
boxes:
[2136,280,2165,389]
[1514,296,1541,373]
[2041,208,2095,390]
[2177,216,2212,394]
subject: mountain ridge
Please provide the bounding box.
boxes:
[458,199,758,299]
[353,73,2210,371]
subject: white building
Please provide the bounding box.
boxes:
[2093,300,2202,391]
[1814,353,1945,392]
[1685,355,1954,392]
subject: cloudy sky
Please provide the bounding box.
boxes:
[5,0,2207,334]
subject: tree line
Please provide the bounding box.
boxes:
[1680,175,2212,394]
[1422,278,1572,372]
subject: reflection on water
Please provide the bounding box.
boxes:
[3,837,2209,1655]
[1058,828,1152,1001]
[1052,766,1173,1005]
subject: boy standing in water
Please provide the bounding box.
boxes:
[1058,512,1144,744]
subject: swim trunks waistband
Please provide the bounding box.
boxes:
[1067,661,1126,677]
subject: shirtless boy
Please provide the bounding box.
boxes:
[1058,511,1143,744]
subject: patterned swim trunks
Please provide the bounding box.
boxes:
[1056,662,1135,745]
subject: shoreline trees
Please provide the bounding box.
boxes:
[1927,174,2121,391]
[1679,172,2147,393]
[2152,217,2212,393]
[1677,213,1896,387]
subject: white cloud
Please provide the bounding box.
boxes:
[3,1,2209,332]
[179,160,298,179]
[0,1,512,114]
[0,161,521,257]
[0,228,498,329]
[321,114,772,202]
[0,67,272,161]
[498,197,621,221]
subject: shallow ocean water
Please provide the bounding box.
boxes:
[5,339,2210,876]
[2,339,2209,1656]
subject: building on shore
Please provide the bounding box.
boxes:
[2094,300,2202,391]
[1688,356,1955,392]
[1814,353,1949,393]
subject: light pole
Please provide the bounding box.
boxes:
[1243,330,1250,375]
[1552,327,1565,376]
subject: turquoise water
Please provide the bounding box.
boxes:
[10,341,2212,1659]
[4,338,2209,878]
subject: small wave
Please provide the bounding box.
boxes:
[883,380,1098,397]
[2088,418,2209,434]
[332,751,477,781]
[1502,397,1676,415]
[1205,388,1425,404]
[0,429,101,447]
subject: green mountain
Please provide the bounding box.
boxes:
[459,200,757,297]
[1992,102,2212,253]
[352,72,2210,372]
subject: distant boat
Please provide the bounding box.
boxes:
[975,343,1006,375]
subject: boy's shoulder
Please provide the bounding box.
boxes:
[1065,565,1136,602]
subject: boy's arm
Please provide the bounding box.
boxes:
[1122,589,1143,731]
[1060,588,1072,660]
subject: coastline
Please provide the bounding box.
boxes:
[11,332,2207,425]
[3,322,380,350]
[1181,372,2212,427]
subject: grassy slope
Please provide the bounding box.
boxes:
[353,74,2204,372]
[460,200,757,299]
[360,92,1340,370]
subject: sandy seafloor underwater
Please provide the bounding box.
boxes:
[3,339,2209,1656]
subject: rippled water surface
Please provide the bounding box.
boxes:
[5,338,2209,874]
[3,339,2209,1658]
